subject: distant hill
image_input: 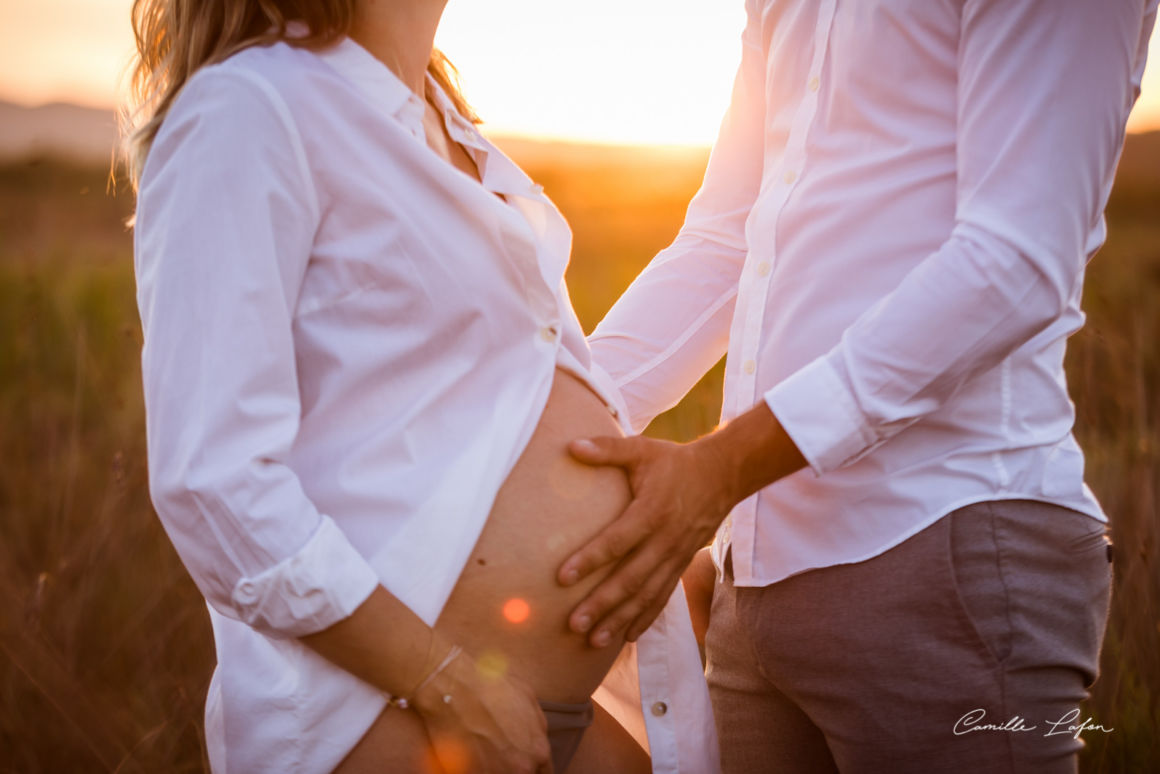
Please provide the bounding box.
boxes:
[0,101,120,163]
[0,99,1156,194]
[0,99,709,170]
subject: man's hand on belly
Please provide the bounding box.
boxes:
[557,401,806,647]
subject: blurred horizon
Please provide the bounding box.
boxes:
[2,0,1159,146]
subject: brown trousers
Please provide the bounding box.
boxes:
[705,500,1112,774]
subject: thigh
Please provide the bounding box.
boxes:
[744,502,1111,774]
[744,514,1008,774]
[705,562,838,774]
[564,703,651,774]
[953,500,1112,771]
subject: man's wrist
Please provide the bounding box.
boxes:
[695,401,807,508]
[691,429,748,515]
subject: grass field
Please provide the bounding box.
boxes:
[0,133,1157,771]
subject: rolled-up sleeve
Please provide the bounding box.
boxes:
[134,68,379,637]
[767,0,1156,474]
[589,0,765,433]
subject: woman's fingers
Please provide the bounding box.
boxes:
[426,657,551,774]
[496,681,552,774]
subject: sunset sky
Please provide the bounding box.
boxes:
[2,0,1158,145]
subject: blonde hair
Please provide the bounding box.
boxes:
[120,0,476,186]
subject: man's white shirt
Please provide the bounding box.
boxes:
[591,0,1157,585]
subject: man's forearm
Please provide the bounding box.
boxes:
[694,401,808,511]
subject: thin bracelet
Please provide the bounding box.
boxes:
[387,644,463,710]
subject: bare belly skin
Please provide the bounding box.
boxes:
[335,368,640,773]
[435,367,632,702]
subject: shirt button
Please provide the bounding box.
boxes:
[539,326,558,343]
[743,360,756,375]
[783,170,797,184]
[236,581,258,603]
[756,261,771,277]
[651,701,668,717]
[808,76,820,92]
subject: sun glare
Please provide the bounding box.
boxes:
[435,0,746,146]
[1,1,1159,143]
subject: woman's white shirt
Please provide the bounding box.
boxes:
[134,38,717,774]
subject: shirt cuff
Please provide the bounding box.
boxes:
[763,353,876,475]
[229,516,380,638]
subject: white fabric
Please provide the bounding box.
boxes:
[590,0,1157,586]
[135,38,717,774]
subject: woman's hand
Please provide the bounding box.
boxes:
[300,588,552,772]
[682,546,716,650]
[416,648,553,774]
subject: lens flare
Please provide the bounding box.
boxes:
[476,649,509,681]
[503,597,531,624]
[425,732,470,774]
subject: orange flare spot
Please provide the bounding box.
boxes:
[426,732,470,774]
[503,597,531,624]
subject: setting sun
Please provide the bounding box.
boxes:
[3,0,1158,145]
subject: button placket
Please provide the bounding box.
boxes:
[774,1,834,201]
[724,2,837,581]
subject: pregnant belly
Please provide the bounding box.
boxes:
[435,368,632,703]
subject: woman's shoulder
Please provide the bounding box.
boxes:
[154,40,345,161]
[177,41,330,122]
[141,42,329,211]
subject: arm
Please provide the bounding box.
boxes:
[588,0,767,432]
[562,0,1156,647]
[136,69,549,772]
[764,0,1157,475]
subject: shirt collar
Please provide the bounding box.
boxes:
[316,36,548,204]
[315,36,425,138]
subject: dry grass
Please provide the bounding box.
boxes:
[0,134,1156,771]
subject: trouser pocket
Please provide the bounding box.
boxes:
[948,502,1014,666]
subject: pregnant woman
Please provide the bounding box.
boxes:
[126,0,716,772]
